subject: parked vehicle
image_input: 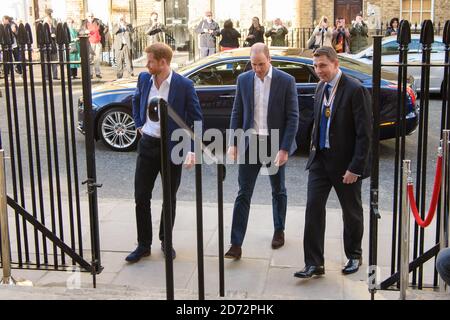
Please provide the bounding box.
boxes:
[78,47,418,152]
[340,34,445,93]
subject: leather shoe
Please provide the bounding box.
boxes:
[342,258,362,275]
[271,230,285,249]
[294,265,325,278]
[161,242,176,260]
[224,245,242,260]
[125,245,151,263]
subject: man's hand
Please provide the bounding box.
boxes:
[274,150,288,167]
[183,151,196,169]
[227,146,237,161]
[342,170,359,184]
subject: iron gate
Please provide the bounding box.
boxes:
[0,22,102,286]
[369,19,450,298]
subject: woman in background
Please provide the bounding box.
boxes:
[219,19,241,51]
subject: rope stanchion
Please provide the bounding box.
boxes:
[407,152,443,228]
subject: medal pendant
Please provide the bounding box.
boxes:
[325,106,331,118]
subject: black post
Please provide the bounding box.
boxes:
[158,98,175,300]
[369,35,383,300]
[79,34,102,287]
[217,164,225,297]
[195,163,205,300]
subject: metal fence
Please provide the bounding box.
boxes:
[369,19,450,299]
[0,22,102,286]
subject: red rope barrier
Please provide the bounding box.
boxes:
[407,155,443,228]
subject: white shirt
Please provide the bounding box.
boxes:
[324,69,342,148]
[142,70,173,138]
[253,65,272,136]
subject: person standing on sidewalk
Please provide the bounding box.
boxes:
[265,18,288,47]
[81,12,103,78]
[125,43,203,263]
[67,18,80,79]
[195,11,220,58]
[113,15,134,79]
[224,43,299,260]
[294,47,372,279]
[146,12,165,45]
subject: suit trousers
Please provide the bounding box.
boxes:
[304,149,364,266]
[134,134,182,249]
[231,135,287,246]
[116,44,133,78]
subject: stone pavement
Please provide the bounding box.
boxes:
[3,198,449,300]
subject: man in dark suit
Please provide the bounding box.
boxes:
[294,46,372,278]
[224,43,299,260]
[126,42,203,263]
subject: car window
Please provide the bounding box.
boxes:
[271,60,318,83]
[189,60,248,86]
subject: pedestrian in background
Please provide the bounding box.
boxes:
[81,12,104,78]
[308,16,333,51]
[265,18,288,46]
[146,12,165,45]
[385,17,399,36]
[113,14,134,79]
[67,17,80,79]
[349,12,369,53]
[245,17,265,47]
[195,11,220,57]
[332,17,350,53]
[43,15,58,80]
[219,19,241,51]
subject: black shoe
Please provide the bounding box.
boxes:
[161,242,176,260]
[342,258,362,275]
[294,265,325,278]
[96,74,102,79]
[271,230,285,249]
[224,245,242,260]
[125,245,151,263]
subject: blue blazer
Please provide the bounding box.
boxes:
[229,67,299,155]
[132,71,203,152]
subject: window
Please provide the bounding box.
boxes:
[271,61,317,83]
[402,0,433,25]
[382,41,399,55]
[189,60,248,86]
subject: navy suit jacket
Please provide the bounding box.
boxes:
[132,71,203,152]
[229,67,299,155]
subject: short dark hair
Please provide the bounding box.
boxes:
[313,46,338,62]
[145,42,173,64]
[224,19,233,29]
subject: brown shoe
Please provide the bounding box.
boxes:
[271,230,285,249]
[224,245,242,260]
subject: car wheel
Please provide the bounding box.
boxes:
[98,106,137,151]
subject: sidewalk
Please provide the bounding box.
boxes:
[4,198,449,300]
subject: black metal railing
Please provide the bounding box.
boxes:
[369,19,450,299]
[0,22,102,286]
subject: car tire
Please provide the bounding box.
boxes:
[97,106,138,152]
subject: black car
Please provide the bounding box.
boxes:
[78,47,418,152]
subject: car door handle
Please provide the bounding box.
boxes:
[219,95,235,98]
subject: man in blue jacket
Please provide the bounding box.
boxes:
[126,43,203,263]
[225,43,299,259]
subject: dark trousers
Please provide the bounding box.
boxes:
[134,134,182,249]
[304,150,364,266]
[231,135,287,246]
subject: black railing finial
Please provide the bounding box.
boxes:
[420,20,434,45]
[398,19,411,45]
[443,20,450,45]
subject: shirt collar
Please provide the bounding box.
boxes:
[326,68,342,89]
[151,69,173,86]
[255,65,273,81]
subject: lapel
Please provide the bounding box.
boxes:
[267,68,280,117]
[247,71,255,116]
[168,71,178,107]
[142,74,152,108]
[314,82,326,138]
[330,73,346,124]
